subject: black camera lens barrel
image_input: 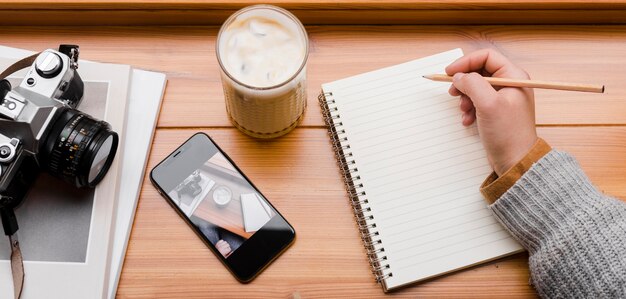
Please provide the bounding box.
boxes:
[0,79,10,100]
[42,108,118,188]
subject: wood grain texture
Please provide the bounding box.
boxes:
[2,10,626,26]
[2,1,626,25]
[1,26,621,127]
[4,0,626,10]
[117,126,626,298]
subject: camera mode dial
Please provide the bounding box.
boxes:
[0,146,10,159]
[0,138,18,163]
[35,52,63,79]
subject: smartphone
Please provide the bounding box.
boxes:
[150,133,295,282]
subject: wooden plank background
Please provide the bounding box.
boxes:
[0,24,624,298]
[2,1,626,25]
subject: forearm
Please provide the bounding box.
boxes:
[484,148,626,298]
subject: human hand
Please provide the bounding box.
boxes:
[215,240,232,257]
[445,49,538,176]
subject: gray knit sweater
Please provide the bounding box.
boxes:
[489,150,626,298]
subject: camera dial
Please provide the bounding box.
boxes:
[0,146,10,159]
[35,52,63,79]
[0,137,18,163]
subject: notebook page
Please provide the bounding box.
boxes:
[322,49,523,290]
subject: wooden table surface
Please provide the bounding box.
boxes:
[2,23,626,298]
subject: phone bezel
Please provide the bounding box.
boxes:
[149,132,296,282]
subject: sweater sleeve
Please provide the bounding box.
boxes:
[488,150,626,298]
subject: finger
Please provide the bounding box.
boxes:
[452,73,498,111]
[462,108,476,126]
[446,49,511,76]
[449,84,462,96]
[446,49,527,79]
[459,95,474,112]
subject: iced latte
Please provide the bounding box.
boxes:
[217,5,309,138]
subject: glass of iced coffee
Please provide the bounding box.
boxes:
[216,5,309,139]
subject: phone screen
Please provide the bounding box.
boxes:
[151,133,294,280]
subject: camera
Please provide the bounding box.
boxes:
[176,170,203,199]
[0,45,119,235]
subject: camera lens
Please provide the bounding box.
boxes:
[42,109,119,188]
[88,134,115,183]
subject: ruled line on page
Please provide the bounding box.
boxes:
[375,184,477,216]
[347,96,457,134]
[394,234,513,271]
[362,138,483,172]
[370,172,488,207]
[365,148,485,184]
[388,216,499,249]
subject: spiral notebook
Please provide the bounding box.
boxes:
[319,48,523,292]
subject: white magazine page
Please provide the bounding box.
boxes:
[107,69,165,299]
[0,57,130,299]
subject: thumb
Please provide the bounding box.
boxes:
[452,73,497,109]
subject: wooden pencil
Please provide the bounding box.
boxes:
[423,74,605,93]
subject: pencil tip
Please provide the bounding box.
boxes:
[602,85,605,93]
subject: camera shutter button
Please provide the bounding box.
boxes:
[35,52,63,78]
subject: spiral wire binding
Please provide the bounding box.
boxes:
[318,91,393,283]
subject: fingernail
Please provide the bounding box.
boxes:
[453,73,465,82]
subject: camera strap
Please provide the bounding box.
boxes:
[0,53,40,299]
[9,234,23,299]
[0,53,39,81]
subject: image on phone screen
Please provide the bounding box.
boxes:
[165,149,277,259]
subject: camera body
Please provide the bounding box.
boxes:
[0,46,119,229]
[176,170,203,199]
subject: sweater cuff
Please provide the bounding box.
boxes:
[480,138,552,204]
[488,150,626,297]
[487,150,620,253]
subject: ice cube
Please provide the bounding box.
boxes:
[249,19,268,37]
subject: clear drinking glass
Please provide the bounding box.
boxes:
[216,5,309,139]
